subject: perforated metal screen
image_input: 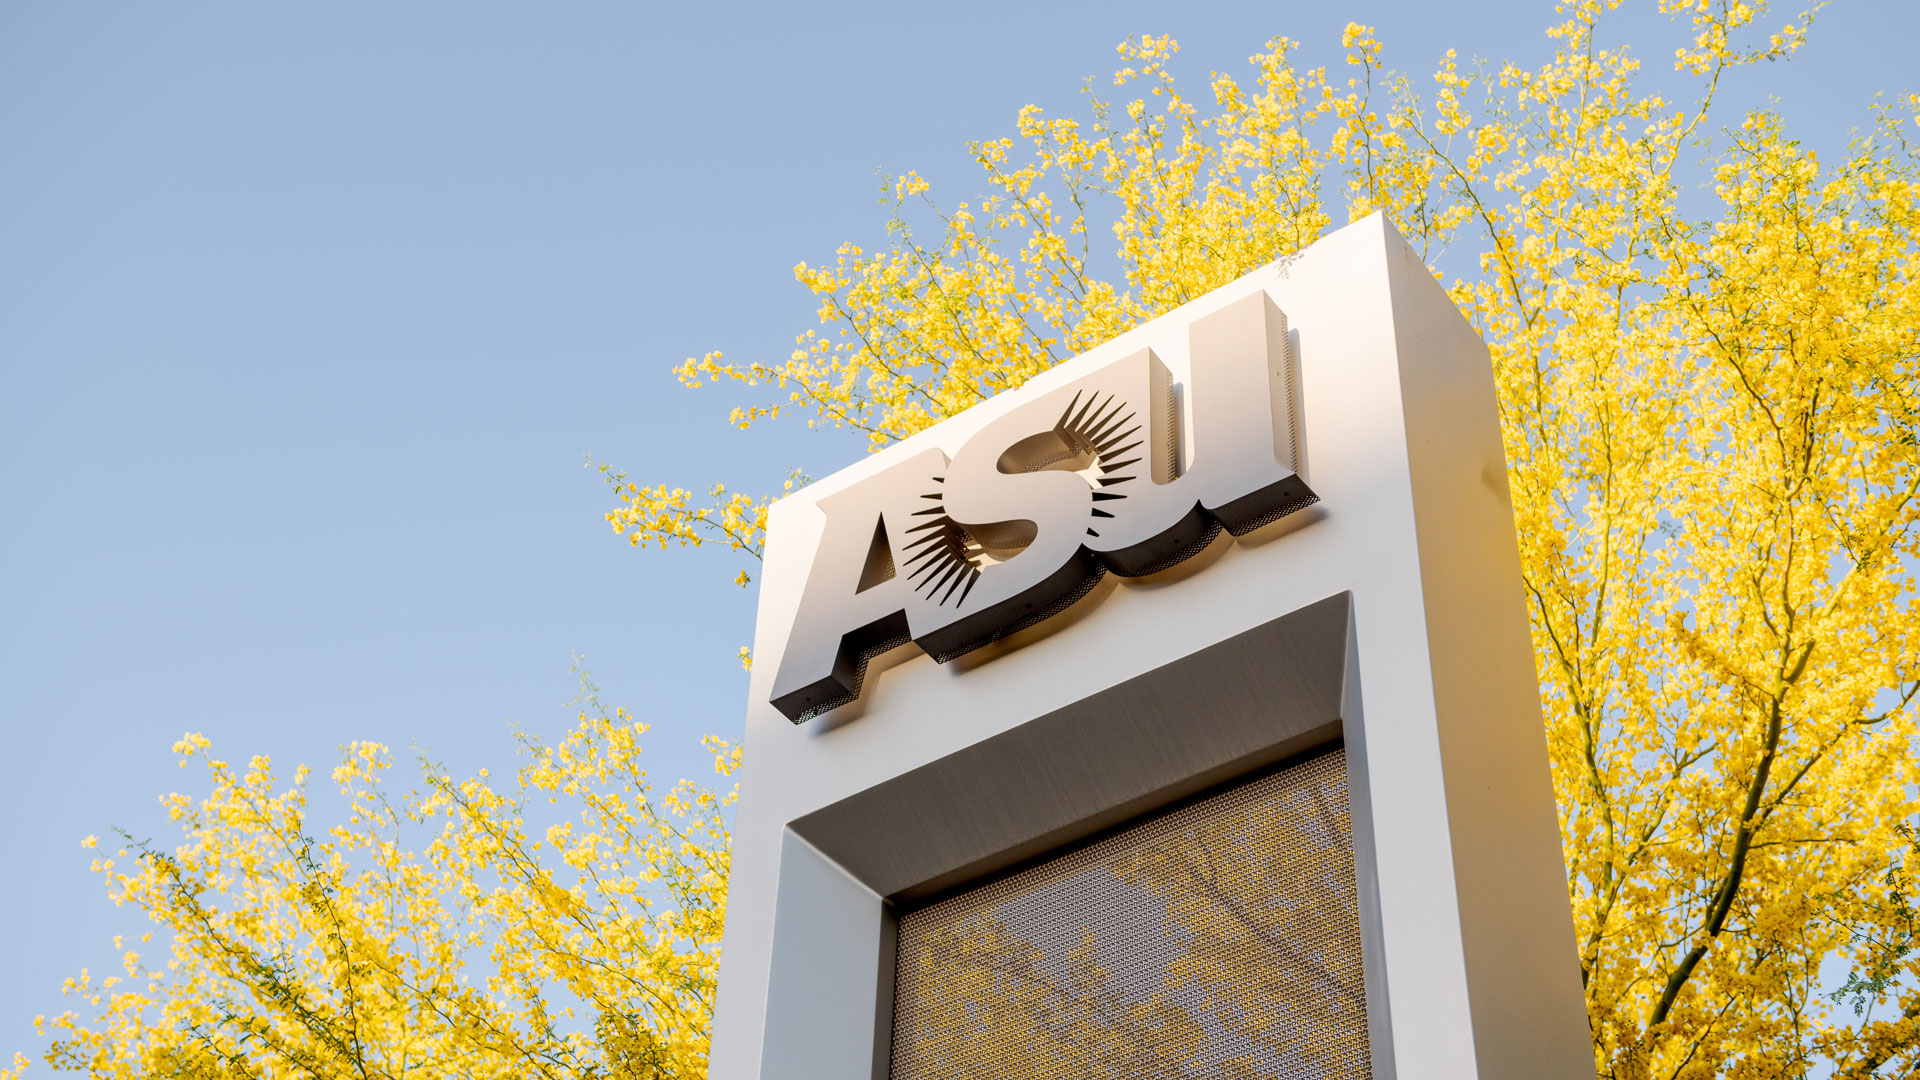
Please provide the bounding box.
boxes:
[889,749,1370,1080]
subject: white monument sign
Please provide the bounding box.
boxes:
[710,215,1595,1080]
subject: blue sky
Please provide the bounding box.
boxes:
[3,0,1913,1062]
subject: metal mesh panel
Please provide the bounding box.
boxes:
[890,749,1369,1080]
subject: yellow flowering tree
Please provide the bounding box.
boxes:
[609,2,1920,1075]
[19,2,1920,1078]
[11,684,736,1080]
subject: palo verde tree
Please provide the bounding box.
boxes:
[12,686,737,1080]
[16,1,1920,1077]
[606,1,1920,1076]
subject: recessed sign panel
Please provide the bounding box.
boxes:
[889,749,1368,1080]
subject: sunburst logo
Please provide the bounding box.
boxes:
[903,391,1144,609]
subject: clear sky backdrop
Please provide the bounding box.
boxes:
[4,0,1913,1060]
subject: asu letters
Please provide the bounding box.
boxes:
[770,290,1316,723]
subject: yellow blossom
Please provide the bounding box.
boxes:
[599,6,1920,1074]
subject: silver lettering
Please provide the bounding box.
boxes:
[769,291,1315,723]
